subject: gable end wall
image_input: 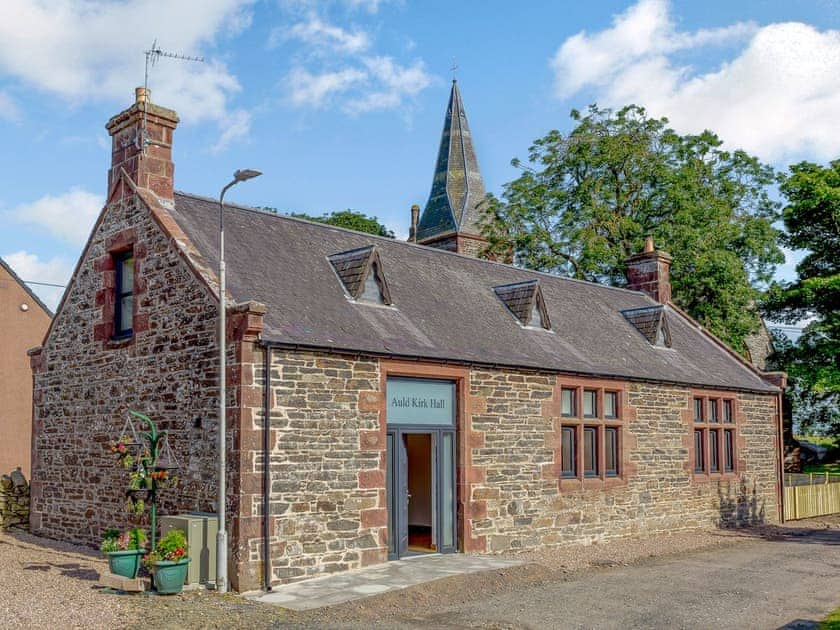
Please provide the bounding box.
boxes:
[30,194,224,545]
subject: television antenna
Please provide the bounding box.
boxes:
[140,40,204,151]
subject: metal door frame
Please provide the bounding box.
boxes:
[386,425,457,560]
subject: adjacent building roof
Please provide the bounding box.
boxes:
[0,257,53,317]
[416,80,488,243]
[170,192,776,393]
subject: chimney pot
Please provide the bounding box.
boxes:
[135,86,150,104]
[409,204,420,243]
[643,235,655,253]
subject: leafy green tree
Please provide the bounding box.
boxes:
[481,105,783,353]
[291,209,395,238]
[763,161,840,436]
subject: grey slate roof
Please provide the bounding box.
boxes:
[416,81,488,242]
[170,192,776,393]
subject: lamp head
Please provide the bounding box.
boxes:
[234,169,262,182]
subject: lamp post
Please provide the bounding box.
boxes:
[217,168,261,594]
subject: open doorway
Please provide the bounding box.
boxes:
[386,425,456,560]
[405,433,435,553]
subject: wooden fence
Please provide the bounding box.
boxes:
[784,476,840,520]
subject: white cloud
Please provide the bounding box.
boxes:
[280,0,395,14]
[286,57,432,113]
[286,67,367,108]
[344,56,432,113]
[211,109,252,153]
[275,15,371,54]
[2,250,73,311]
[550,0,840,162]
[10,188,103,246]
[342,0,393,13]
[0,90,21,122]
[0,0,255,149]
[277,2,432,115]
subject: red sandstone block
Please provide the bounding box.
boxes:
[357,390,381,412]
[359,430,382,450]
[360,508,387,528]
[358,469,385,489]
[133,314,149,334]
[465,466,486,484]
[360,549,385,567]
[464,535,486,553]
[93,322,112,341]
[93,255,114,272]
[468,431,485,448]
[466,501,486,520]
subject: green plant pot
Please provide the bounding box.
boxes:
[153,559,190,594]
[107,549,146,579]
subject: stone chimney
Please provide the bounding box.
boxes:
[625,236,672,303]
[408,204,420,242]
[105,87,179,204]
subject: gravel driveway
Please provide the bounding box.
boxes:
[1,517,838,629]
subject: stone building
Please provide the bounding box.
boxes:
[29,84,785,593]
[0,257,51,477]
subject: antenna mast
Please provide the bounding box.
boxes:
[141,40,204,151]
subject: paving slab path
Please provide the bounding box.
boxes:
[251,553,524,610]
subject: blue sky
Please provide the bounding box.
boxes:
[1,0,839,310]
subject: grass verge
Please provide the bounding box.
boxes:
[821,606,840,629]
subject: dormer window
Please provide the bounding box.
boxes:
[621,305,671,348]
[493,280,551,331]
[361,261,385,305]
[328,246,392,306]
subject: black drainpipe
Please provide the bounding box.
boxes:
[262,344,273,591]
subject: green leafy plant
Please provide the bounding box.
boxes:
[144,529,188,568]
[100,527,147,553]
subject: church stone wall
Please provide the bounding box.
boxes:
[242,352,779,588]
[29,194,222,547]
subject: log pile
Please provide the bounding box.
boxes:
[0,468,30,531]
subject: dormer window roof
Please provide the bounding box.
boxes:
[622,305,671,348]
[493,280,551,330]
[328,246,392,305]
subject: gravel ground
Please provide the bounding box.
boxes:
[2,516,838,629]
[0,530,127,629]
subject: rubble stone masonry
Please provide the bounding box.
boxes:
[239,353,778,589]
[236,349,385,589]
[29,194,221,546]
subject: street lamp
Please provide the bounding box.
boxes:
[217,168,261,594]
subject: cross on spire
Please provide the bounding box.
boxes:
[450,57,458,82]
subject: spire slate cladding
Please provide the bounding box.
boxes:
[416,80,488,253]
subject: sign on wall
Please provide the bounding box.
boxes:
[386,377,456,425]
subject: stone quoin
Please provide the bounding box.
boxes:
[29,84,785,593]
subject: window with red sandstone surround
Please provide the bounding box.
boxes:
[693,394,737,475]
[113,249,134,339]
[560,386,623,480]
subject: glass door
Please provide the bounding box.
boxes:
[386,427,456,559]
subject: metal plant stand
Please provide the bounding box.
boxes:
[114,411,180,551]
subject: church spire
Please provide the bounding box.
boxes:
[415,80,488,256]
